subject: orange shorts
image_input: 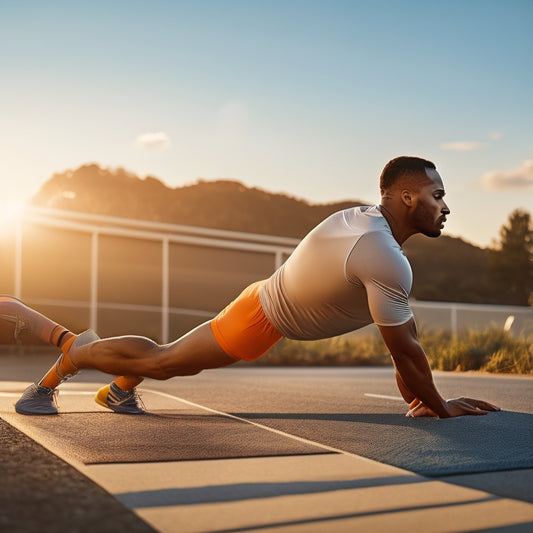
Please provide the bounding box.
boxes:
[210,281,282,361]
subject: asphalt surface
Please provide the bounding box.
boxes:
[0,417,157,533]
[1,350,533,532]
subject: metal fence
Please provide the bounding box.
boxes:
[1,207,531,342]
[1,207,296,342]
[409,300,532,338]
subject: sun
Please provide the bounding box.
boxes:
[0,197,27,226]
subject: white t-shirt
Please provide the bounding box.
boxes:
[259,205,413,340]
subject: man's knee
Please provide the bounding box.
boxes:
[144,342,208,379]
[149,355,203,380]
[0,295,22,314]
[0,296,29,340]
[153,368,202,380]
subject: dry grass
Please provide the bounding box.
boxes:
[253,328,532,375]
[420,328,532,374]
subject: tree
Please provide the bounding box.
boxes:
[489,209,533,306]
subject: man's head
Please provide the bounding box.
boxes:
[380,156,450,240]
[379,156,437,194]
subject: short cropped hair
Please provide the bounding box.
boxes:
[380,156,436,192]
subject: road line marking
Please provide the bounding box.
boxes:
[0,386,406,468]
[144,388,396,465]
[364,393,404,401]
[0,391,96,397]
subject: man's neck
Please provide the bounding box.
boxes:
[379,203,415,246]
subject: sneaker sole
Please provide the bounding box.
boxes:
[14,385,58,415]
[15,405,58,415]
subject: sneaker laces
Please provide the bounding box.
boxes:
[112,385,146,411]
[124,389,146,411]
[36,384,59,406]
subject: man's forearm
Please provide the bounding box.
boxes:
[392,349,449,418]
[379,320,450,418]
[394,368,416,403]
[379,320,499,419]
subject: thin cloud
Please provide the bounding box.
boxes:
[481,160,533,190]
[440,141,484,152]
[135,132,171,150]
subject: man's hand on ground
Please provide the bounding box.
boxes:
[406,402,438,417]
[406,397,501,418]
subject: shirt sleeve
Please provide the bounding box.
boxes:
[345,231,414,326]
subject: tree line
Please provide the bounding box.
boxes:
[488,209,532,306]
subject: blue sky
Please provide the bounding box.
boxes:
[1,0,532,247]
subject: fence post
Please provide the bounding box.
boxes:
[161,237,169,344]
[451,305,458,340]
[14,218,22,299]
[90,232,99,332]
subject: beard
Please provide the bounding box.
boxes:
[412,202,442,238]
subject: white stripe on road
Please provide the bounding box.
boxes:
[0,386,402,460]
[364,393,404,401]
[0,391,96,397]
[145,388,382,461]
[1,389,403,403]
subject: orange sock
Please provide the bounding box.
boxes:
[49,325,72,347]
[113,376,144,391]
[39,334,79,389]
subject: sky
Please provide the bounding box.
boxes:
[1,0,532,247]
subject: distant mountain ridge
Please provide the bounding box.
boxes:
[31,164,494,303]
[31,164,363,239]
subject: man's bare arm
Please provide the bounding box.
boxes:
[378,318,500,418]
[394,367,416,404]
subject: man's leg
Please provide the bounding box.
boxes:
[16,281,277,415]
[0,295,74,348]
[86,280,280,414]
[72,322,234,415]
[16,321,233,415]
[71,322,236,379]
[87,281,277,415]
[1,296,144,414]
[0,295,84,415]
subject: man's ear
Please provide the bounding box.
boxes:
[401,189,413,207]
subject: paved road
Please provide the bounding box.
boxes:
[1,352,532,532]
[3,353,532,413]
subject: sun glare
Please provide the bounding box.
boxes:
[0,198,27,226]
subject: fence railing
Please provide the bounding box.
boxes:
[409,300,532,337]
[1,207,297,342]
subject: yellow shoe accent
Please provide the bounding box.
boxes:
[94,383,145,414]
[94,384,111,410]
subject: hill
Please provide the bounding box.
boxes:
[30,164,492,303]
[403,235,493,304]
[30,164,362,239]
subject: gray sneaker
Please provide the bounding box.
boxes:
[95,383,145,414]
[15,384,58,415]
